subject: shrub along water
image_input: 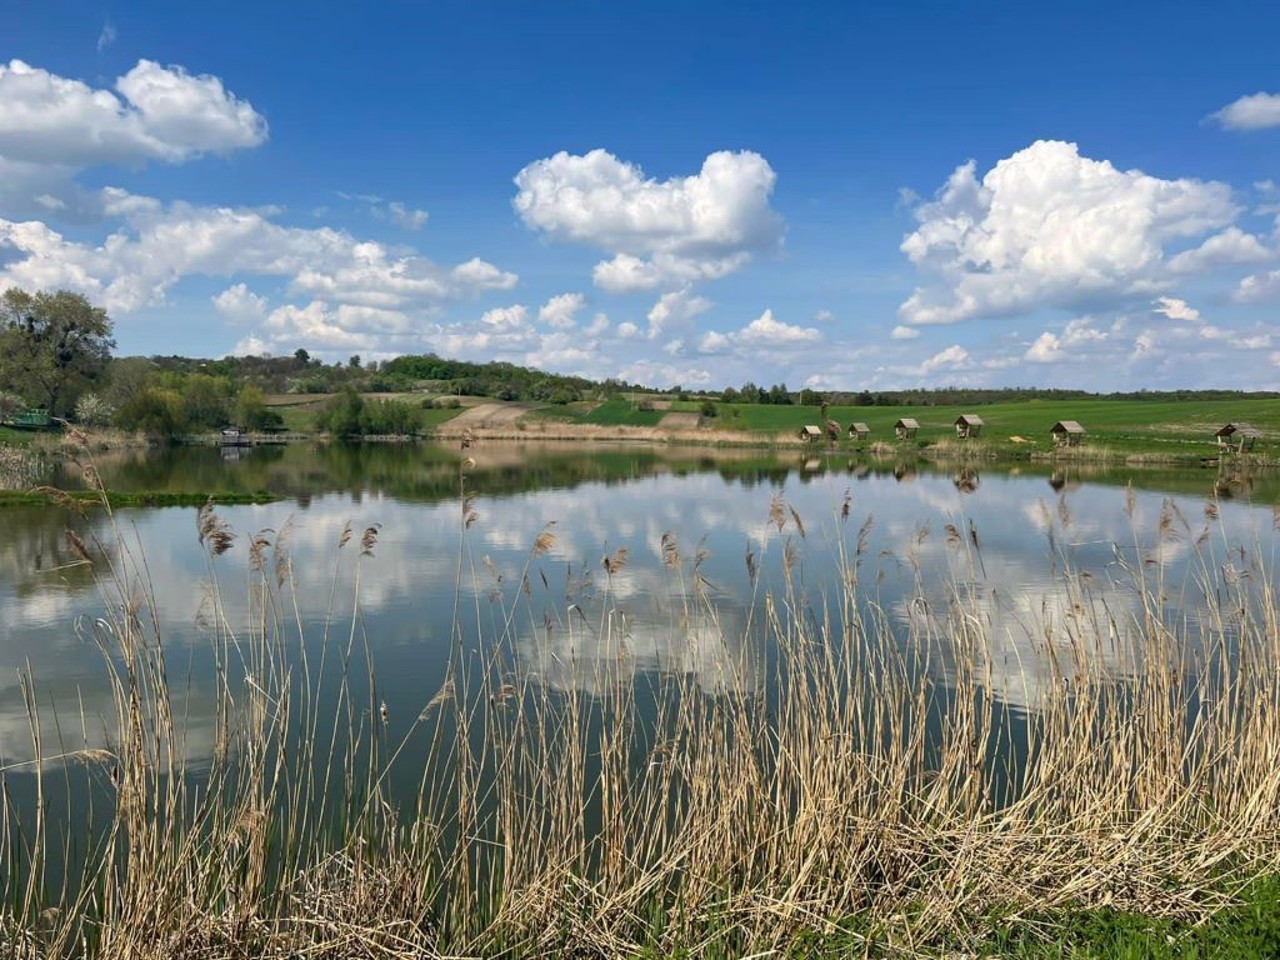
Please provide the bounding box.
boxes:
[3,461,1280,957]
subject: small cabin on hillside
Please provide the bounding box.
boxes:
[894,418,920,440]
[1050,420,1087,447]
[799,424,823,443]
[1215,422,1259,453]
[848,421,870,441]
[954,414,984,439]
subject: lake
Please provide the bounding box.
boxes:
[5,439,1280,953]
[2,440,1274,770]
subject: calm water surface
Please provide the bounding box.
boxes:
[1,442,1277,770]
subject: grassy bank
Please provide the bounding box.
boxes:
[4,470,1280,957]
[0,488,282,508]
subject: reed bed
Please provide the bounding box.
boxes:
[2,459,1280,958]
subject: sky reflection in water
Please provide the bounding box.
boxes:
[0,444,1274,767]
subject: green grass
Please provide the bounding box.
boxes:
[703,397,1280,460]
[780,876,1280,958]
[0,488,282,507]
[417,405,465,428]
[579,398,667,427]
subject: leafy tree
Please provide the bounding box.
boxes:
[294,348,311,365]
[0,288,115,417]
[102,357,156,408]
[178,373,232,429]
[116,387,187,437]
[234,384,283,432]
[0,391,23,422]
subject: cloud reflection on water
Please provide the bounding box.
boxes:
[0,448,1275,767]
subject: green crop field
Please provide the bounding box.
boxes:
[579,398,667,427]
[704,397,1280,458]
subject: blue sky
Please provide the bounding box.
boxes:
[2,0,1279,391]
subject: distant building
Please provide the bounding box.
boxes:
[848,421,870,441]
[1215,422,1259,453]
[953,414,984,439]
[799,424,823,442]
[220,426,250,446]
[1050,420,1087,447]
[894,418,919,440]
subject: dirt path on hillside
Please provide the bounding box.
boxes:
[658,411,700,430]
[444,402,541,427]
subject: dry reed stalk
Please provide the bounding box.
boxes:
[5,474,1280,957]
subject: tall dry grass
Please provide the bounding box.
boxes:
[3,457,1280,957]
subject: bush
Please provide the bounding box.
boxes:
[699,400,717,418]
[74,392,116,427]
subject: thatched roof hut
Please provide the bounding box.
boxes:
[894,418,919,440]
[1215,422,1259,452]
[1050,420,1087,446]
[825,419,842,442]
[848,421,870,440]
[799,424,823,442]
[953,414,984,439]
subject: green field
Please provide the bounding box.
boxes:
[704,397,1280,459]
[579,398,667,427]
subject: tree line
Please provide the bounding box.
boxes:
[4,286,1279,440]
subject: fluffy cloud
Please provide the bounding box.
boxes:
[0,59,266,168]
[698,308,820,352]
[0,192,517,315]
[538,292,586,329]
[899,140,1237,326]
[450,256,518,290]
[513,148,783,292]
[646,287,710,338]
[1167,227,1272,273]
[919,344,971,376]
[1210,92,1280,131]
[1235,269,1280,302]
[890,325,920,340]
[480,304,530,331]
[1024,318,1108,363]
[212,282,268,320]
[1151,296,1199,323]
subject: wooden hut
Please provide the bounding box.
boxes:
[1050,420,1087,447]
[848,421,870,441]
[825,419,842,442]
[1215,422,1259,453]
[953,414,984,439]
[798,424,823,443]
[894,417,919,440]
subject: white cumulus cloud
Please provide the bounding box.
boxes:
[1167,227,1272,273]
[646,287,711,339]
[698,308,821,353]
[538,292,586,329]
[513,148,783,293]
[480,304,530,331]
[919,344,971,377]
[0,59,266,168]
[899,140,1237,326]
[212,282,267,320]
[1151,296,1200,323]
[1210,92,1280,131]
